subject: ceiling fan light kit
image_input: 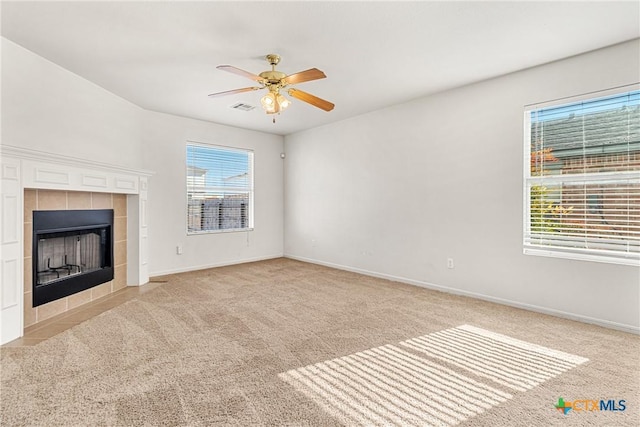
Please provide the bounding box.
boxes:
[209,54,334,123]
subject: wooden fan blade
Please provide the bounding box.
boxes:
[217,65,264,82]
[288,88,335,111]
[283,68,327,85]
[208,87,259,98]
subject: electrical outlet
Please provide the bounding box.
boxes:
[447,258,454,269]
[177,245,183,255]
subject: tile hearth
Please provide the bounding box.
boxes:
[2,280,165,347]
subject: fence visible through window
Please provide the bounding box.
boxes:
[186,143,254,234]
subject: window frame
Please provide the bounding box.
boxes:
[186,141,254,235]
[522,84,640,266]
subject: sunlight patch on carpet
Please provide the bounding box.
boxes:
[400,324,589,392]
[279,344,511,426]
[279,325,588,427]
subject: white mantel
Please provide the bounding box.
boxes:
[0,145,153,345]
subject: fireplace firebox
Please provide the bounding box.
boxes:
[32,209,114,307]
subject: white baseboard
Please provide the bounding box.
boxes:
[285,254,640,335]
[149,253,284,277]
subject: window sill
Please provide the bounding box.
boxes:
[523,247,639,267]
[187,228,254,236]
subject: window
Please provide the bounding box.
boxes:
[186,143,254,233]
[524,86,640,266]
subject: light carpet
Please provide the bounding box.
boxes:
[1,258,638,426]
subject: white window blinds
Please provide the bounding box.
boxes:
[186,143,254,233]
[524,86,640,265]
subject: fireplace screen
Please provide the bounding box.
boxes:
[33,209,114,307]
[36,230,105,286]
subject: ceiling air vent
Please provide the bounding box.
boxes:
[229,102,256,112]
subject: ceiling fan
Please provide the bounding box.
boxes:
[209,54,335,120]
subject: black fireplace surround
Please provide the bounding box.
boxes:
[32,209,114,307]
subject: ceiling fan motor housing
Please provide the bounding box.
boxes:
[261,54,286,87]
[259,70,287,85]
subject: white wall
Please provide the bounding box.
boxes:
[141,111,284,276]
[284,39,640,332]
[1,38,143,169]
[2,38,285,277]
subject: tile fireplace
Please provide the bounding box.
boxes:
[1,145,152,345]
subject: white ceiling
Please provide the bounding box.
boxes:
[2,1,639,136]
